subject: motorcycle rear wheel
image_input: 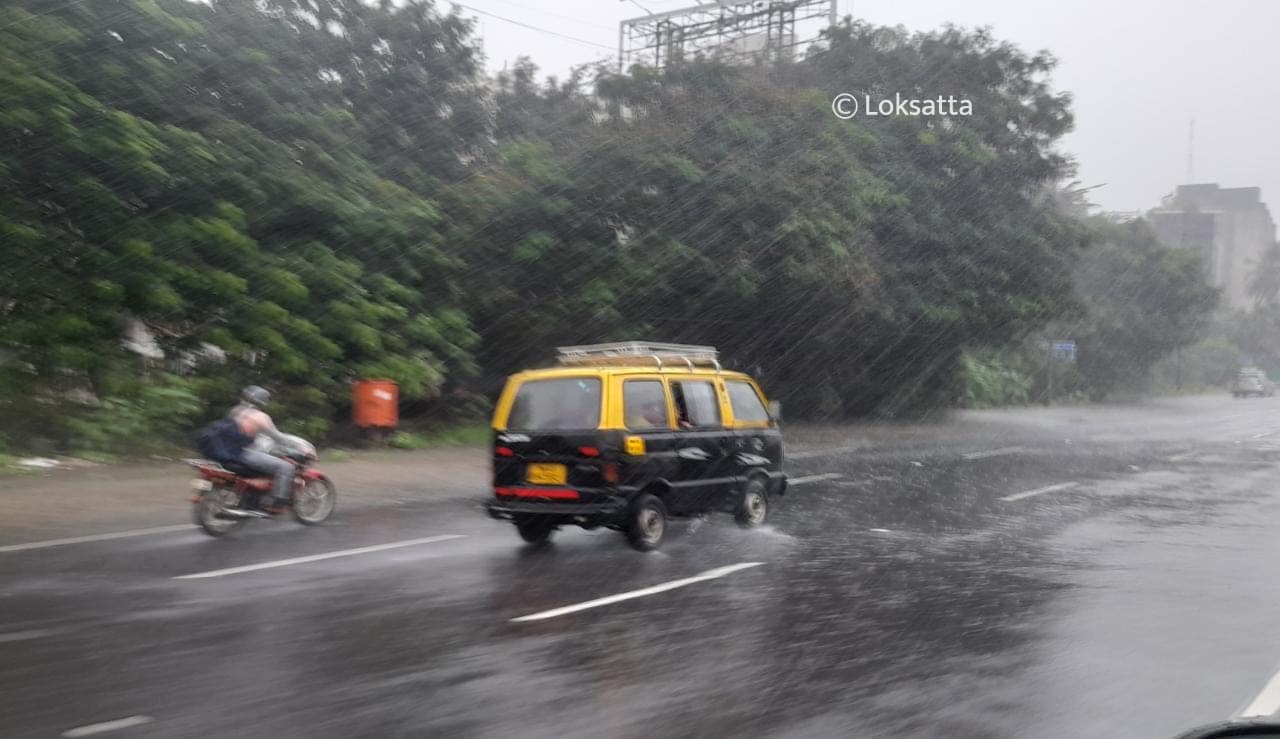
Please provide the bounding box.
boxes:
[194,486,247,537]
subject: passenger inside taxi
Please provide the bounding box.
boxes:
[628,398,668,429]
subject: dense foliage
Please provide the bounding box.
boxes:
[1215,246,1280,382]
[0,1,1220,453]
[1064,218,1219,398]
[0,0,481,448]
[972,216,1222,403]
[471,24,1087,417]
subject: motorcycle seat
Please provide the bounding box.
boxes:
[219,460,260,477]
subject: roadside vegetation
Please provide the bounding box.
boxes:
[0,1,1230,455]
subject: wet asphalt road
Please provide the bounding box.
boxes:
[6,396,1280,738]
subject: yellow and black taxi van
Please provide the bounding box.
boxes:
[485,342,786,550]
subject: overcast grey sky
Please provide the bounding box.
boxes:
[457,0,1279,216]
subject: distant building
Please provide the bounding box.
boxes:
[1099,210,1143,224]
[1148,184,1277,310]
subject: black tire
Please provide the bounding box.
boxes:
[734,477,769,528]
[625,493,667,551]
[193,486,246,537]
[293,477,337,525]
[515,517,555,545]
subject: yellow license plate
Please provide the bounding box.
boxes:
[526,463,567,485]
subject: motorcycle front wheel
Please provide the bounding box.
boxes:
[194,485,247,537]
[293,477,336,525]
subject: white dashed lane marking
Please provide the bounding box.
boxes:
[62,716,154,737]
[174,535,466,580]
[961,446,1026,460]
[0,525,196,554]
[1000,482,1079,503]
[787,473,843,486]
[1239,665,1280,718]
[510,562,764,623]
[787,445,863,460]
[0,629,58,643]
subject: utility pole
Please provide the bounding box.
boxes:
[1046,344,1054,405]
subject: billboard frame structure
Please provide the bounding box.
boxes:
[618,0,838,71]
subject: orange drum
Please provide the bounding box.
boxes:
[352,379,398,429]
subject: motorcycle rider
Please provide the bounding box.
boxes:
[200,385,295,513]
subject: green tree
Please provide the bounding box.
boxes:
[0,0,482,450]
[469,23,1085,417]
[1058,217,1219,399]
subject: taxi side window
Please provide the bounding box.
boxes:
[726,381,768,423]
[671,381,720,428]
[624,380,669,430]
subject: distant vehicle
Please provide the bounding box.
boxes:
[1232,367,1275,398]
[187,434,336,536]
[485,342,786,551]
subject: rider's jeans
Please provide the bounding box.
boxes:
[239,449,293,501]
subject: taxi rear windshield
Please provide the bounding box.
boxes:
[507,378,601,431]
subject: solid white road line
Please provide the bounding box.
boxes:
[1239,667,1280,718]
[0,524,195,554]
[1000,482,1079,503]
[787,445,864,460]
[510,562,764,623]
[63,716,154,737]
[961,446,1026,460]
[788,473,843,486]
[173,535,466,580]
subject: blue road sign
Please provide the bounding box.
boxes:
[1051,340,1076,362]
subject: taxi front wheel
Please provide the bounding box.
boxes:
[625,493,667,551]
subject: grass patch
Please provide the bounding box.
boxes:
[421,424,490,447]
[0,453,33,475]
[325,449,354,462]
[388,431,429,450]
[386,425,488,451]
[72,450,121,464]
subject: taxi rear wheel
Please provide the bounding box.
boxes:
[515,517,555,545]
[625,493,667,551]
[734,477,769,528]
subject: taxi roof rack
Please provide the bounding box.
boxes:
[556,342,721,371]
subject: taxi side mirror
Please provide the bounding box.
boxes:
[767,400,782,422]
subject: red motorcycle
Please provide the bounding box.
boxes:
[186,434,336,537]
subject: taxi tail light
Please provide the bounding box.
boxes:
[495,446,515,457]
[603,462,619,485]
[578,446,600,458]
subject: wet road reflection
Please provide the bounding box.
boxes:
[4,397,1280,736]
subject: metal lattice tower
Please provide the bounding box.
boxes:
[619,0,837,71]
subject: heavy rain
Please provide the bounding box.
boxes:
[2,1,1279,737]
